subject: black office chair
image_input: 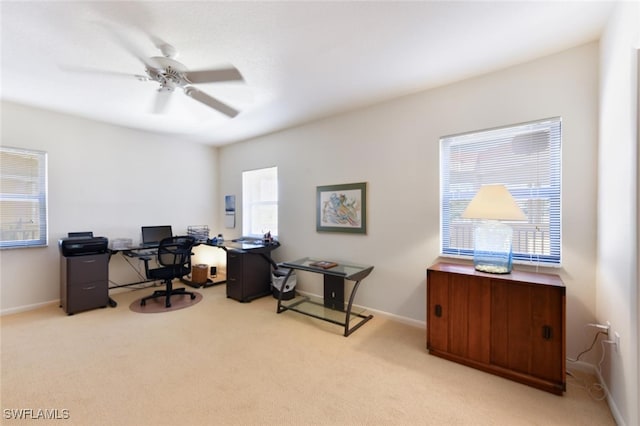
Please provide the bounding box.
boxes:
[140,236,197,308]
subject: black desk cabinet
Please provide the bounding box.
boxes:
[60,253,109,315]
[226,250,272,302]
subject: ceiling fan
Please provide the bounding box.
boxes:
[67,23,245,117]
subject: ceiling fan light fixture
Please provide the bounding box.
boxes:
[65,24,246,118]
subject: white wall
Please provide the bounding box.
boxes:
[219,44,601,354]
[0,102,219,313]
[597,2,640,425]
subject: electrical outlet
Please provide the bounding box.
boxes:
[614,332,620,353]
[587,322,611,334]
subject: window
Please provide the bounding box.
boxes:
[242,166,278,237]
[440,117,561,265]
[0,147,48,248]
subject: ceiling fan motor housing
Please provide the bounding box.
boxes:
[147,57,188,91]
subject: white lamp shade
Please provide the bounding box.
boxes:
[461,184,527,221]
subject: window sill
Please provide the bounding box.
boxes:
[438,254,562,270]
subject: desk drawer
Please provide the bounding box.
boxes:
[63,254,108,286]
[64,279,108,314]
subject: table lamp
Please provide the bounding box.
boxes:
[462,184,526,274]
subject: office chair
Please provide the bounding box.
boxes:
[140,236,197,308]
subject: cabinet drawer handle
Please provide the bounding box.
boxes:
[83,259,96,263]
[435,304,443,318]
[542,325,552,340]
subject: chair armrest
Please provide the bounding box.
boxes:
[139,256,152,277]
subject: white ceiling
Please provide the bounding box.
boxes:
[1,1,615,146]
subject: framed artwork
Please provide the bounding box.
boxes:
[316,182,367,234]
[225,195,236,213]
[225,195,236,228]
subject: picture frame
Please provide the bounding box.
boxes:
[316,182,367,234]
[224,195,236,228]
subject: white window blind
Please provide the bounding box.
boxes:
[0,147,48,248]
[440,117,561,265]
[242,166,278,237]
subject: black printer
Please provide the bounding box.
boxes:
[59,236,109,257]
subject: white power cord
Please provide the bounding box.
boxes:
[566,324,613,401]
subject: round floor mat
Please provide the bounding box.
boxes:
[129,291,203,313]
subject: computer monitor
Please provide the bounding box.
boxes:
[141,225,173,246]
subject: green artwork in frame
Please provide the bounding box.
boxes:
[316,182,367,234]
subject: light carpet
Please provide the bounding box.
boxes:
[1,285,614,425]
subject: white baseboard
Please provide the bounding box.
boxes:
[294,289,425,329]
[366,306,425,329]
[567,360,597,375]
[567,360,625,426]
[593,364,626,426]
[1,299,59,316]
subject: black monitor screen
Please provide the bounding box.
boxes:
[141,226,173,245]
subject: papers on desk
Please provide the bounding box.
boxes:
[110,238,133,249]
[309,260,338,269]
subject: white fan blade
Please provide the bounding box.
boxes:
[97,21,156,70]
[152,90,173,114]
[60,65,149,81]
[148,34,177,59]
[184,87,239,117]
[184,67,244,84]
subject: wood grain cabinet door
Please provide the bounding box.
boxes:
[426,270,449,352]
[461,274,491,364]
[530,285,565,383]
[491,280,531,373]
[491,280,564,383]
[427,269,491,362]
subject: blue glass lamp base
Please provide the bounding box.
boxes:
[473,221,514,274]
[473,251,513,274]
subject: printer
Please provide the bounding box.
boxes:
[58,236,109,257]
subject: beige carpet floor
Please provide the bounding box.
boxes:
[1,284,614,425]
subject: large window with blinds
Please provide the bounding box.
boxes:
[440,117,561,265]
[0,147,48,249]
[242,166,278,238]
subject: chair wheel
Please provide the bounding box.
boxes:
[190,294,196,300]
[140,300,146,306]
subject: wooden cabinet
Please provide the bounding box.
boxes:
[226,250,272,302]
[427,262,565,395]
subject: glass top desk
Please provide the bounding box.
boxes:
[108,238,279,289]
[276,257,374,337]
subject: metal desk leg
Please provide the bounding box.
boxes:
[344,279,373,337]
